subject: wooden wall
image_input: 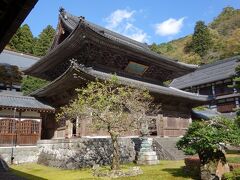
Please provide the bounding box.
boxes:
[52,103,191,138]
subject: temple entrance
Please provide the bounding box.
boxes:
[0,119,40,146]
[148,118,157,136]
[72,119,77,137]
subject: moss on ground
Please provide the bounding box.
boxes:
[11,161,196,180]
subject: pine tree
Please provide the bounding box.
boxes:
[189,21,212,58]
[9,24,34,54]
[33,25,56,56]
[21,75,49,95]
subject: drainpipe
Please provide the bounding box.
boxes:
[11,107,16,165]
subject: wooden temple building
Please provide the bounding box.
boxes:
[0,94,54,146]
[171,56,240,113]
[24,9,211,139]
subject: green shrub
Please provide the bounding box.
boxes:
[223,168,240,180]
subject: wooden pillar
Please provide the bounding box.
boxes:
[76,116,80,137]
[80,118,87,137]
[156,115,161,136]
[159,115,165,137]
[16,110,21,145]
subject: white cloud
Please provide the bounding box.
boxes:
[105,9,135,29]
[105,9,149,43]
[154,17,185,36]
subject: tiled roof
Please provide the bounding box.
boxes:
[59,9,198,70]
[0,93,54,112]
[32,61,211,104]
[0,50,39,70]
[170,56,240,89]
[192,109,221,120]
[24,9,198,80]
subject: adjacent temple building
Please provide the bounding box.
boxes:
[0,50,54,146]
[23,9,210,140]
[0,49,39,92]
[171,56,240,113]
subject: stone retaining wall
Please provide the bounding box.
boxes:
[0,146,38,164]
[0,137,176,168]
[37,138,142,169]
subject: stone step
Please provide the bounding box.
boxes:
[153,137,187,160]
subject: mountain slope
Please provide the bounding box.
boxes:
[151,7,240,65]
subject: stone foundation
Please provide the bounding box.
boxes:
[37,138,142,169]
[0,146,38,164]
[0,137,179,169]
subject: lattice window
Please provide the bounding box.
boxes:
[0,119,17,134]
[18,120,39,134]
[31,121,39,134]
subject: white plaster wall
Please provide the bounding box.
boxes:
[0,109,40,118]
[21,111,40,117]
[0,109,16,117]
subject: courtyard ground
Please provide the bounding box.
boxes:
[10,160,196,180]
[9,153,240,180]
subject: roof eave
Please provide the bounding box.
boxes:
[32,62,211,105]
[24,10,198,78]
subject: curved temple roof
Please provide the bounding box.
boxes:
[31,61,211,106]
[24,8,198,80]
[170,56,240,89]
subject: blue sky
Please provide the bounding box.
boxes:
[24,0,239,44]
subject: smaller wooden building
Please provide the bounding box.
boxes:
[0,92,54,146]
[0,49,39,92]
[171,56,240,113]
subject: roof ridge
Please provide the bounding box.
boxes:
[0,93,35,99]
[59,8,150,49]
[59,8,199,70]
[198,56,240,70]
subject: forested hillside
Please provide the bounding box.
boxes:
[6,24,55,57]
[150,7,240,65]
[4,24,55,95]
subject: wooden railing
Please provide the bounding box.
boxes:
[217,103,236,113]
